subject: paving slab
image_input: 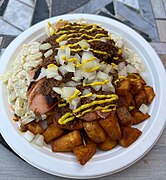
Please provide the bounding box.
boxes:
[31,0,49,25]
[3,0,33,31]
[114,1,159,41]
[138,0,156,26]
[0,19,22,35]
[18,0,35,7]
[156,20,166,42]
[151,0,166,19]
[0,0,9,16]
[51,0,89,16]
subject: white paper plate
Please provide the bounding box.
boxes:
[0,14,166,179]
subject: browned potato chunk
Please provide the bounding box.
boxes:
[134,90,147,108]
[98,136,117,151]
[116,106,133,126]
[128,74,146,95]
[130,109,150,125]
[99,112,122,141]
[118,92,133,109]
[144,86,155,104]
[119,127,142,147]
[116,79,130,96]
[27,121,44,135]
[52,130,82,152]
[73,143,96,165]
[83,121,106,143]
[80,112,100,121]
[46,115,54,125]
[43,124,64,144]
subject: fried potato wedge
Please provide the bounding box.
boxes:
[43,124,64,143]
[80,111,100,121]
[46,115,54,125]
[128,74,146,95]
[134,90,147,108]
[116,79,130,96]
[98,136,117,151]
[27,121,44,135]
[118,92,133,109]
[99,112,122,141]
[130,109,150,125]
[116,106,133,126]
[83,121,106,143]
[119,127,142,147]
[144,86,155,104]
[52,130,82,152]
[73,143,96,165]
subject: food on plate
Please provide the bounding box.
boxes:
[0,19,155,165]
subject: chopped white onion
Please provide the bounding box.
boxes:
[35,68,46,81]
[92,85,101,91]
[126,64,137,73]
[118,62,126,71]
[32,134,44,147]
[99,63,107,71]
[78,39,90,51]
[59,40,67,46]
[57,49,65,65]
[118,67,127,76]
[24,130,35,142]
[70,97,80,110]
[81,52,94,62]
[102,84,110,92]
[53,87,63,95]
[59,66,67,76]
[65,62,75,72]
[54,75,62,81]
[65,81,78,87]
[104,64,112,73]
[65,46,71,59]
[97,71,108,80]
[82,88,91,95]
[139,104,149,114]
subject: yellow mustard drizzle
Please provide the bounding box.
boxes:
[59,116,75,124]
[56,34,67,43]
[83,80,109,87]
[73,95,118,113]
[58,112,74,124]
[58,103,67,107]
[67,33,107,42]
[75,57,96,67]
[129,106,135,111]
[52,26,103,36]
[68,90,80,103]
[58,94,118,124]
[83,65,100,72]
[79,93,93,98]
[128,73,140,81]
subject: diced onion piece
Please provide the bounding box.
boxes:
[57,49,66,65]
[99,63,107,71]
[70,98,80,110]
[55,75,62,81]
[39,43,51,50]
[62,87,78,101]
[102,84,110,92]
[53,87,63,95]
[65,46,71,59]
[126,64,137,73]
[65,62,75,72]
[100,37,107,42]
[73,53,81,62]
[118,67,127,76]
[81,52,94,62]
[44,49,53,58]
[65,81,78,87]
[97,71,108,80]
[59,40,67,46]
[59,66,67,76]
[82,88,91,95]
[118,62,126,71]
[92,85,101,91]
[139,104,149,114]
[104,64,112,73]
[78,39,90,51]
[32,134,44,147]
[46,65,59,79]
[35,68,46,81]
[24,130,35,142]
[90,94,96,100]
